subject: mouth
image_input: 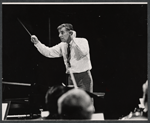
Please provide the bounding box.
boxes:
[60,38,65,42]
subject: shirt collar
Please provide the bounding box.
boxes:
[70,36,76,45]
[69,40,73,45]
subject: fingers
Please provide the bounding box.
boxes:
[71,30,76,38]
[31,35,39,44]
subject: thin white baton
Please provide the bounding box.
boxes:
[68,68,78,89]
[17,18,32,36]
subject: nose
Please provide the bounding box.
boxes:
[59,33,62,38]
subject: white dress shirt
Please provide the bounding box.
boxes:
[34,37,92,73]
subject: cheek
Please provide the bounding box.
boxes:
[64,35,69,40]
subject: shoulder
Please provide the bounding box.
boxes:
[74,37,88,42]
[51,42,66,50]
[55,42,66,47]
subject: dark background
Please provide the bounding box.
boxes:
[2,4,147,94]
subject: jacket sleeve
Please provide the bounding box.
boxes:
[34,42,62,58]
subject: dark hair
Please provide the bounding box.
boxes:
[45,85,67,119]
[57,23,73,31]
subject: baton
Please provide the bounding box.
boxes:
[68,68,78,89]
[17,18,31,36]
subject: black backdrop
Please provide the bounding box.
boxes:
[2,4,147,94]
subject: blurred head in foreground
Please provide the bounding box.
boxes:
[58,88,95,119]
[45,85,67,119]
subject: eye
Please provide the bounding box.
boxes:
[60,31,64,35]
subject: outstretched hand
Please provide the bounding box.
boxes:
[31,35,39,44]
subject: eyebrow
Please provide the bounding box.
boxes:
[59,30,64,33]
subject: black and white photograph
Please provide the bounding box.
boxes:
[2,2,148,121]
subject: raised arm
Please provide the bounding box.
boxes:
[31,35,62,58]
[73,38,89,59]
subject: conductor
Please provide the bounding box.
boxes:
[31,23,93,92]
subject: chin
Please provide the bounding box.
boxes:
[61,40,66,43]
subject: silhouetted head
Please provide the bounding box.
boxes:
[45,85,67,119]
[58,88,95,119]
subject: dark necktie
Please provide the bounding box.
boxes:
[67,43,71,67]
